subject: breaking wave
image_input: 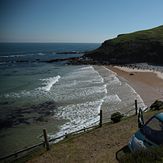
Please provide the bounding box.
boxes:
[38,75,61,91]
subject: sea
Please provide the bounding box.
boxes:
[0,43,145,157]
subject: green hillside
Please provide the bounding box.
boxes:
[85,25,163,64]
[111,25,163,44]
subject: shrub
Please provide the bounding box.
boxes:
[150,100,163,111]
[111,112,124,123]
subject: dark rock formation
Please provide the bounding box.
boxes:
[0,101,57,130]
[45,57,79,63]
[84,25,163,64]
[56,51,82,54]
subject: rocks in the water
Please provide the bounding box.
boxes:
[0,101,57,130]
[36,116,48,122]
[0,101,14,105]
[46,57,79,63]
[0,101,9,105]
[31,101,56,116]
[150,100,163,111]
[0,119,13,129]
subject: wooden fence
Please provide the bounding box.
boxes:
[0,99,143,162]
[0,120,100,162]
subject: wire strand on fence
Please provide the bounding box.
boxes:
[49,119,99,143]
[0,142,44,161]
[102,100,143,123]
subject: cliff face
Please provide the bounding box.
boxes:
[84,25,163,64]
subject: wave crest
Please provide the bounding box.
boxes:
[39,75,61,91]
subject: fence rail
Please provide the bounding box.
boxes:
[0,120,100,161]
[0,142,44,161]
[0,99,143,162]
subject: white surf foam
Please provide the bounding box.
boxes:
[52,84,107,103]
[51,100,103,138]
[102,66,117,75]
[0,54,26,58]
[50,65,107,102]
[80,66,94,70]
[102,66,146,107]
[102,75,121,87]
[102,67,121,85]
[39,75,61,91]
[4,90,31,98]
[37,53,46,56]
[90,66,105,83]
[125,83,147,110]
[103,94,121,103]
[71,66,104,84]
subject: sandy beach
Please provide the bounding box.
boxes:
[108,65,163,106]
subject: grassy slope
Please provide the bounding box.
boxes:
[109,25,163,44]
[24,110,163,163]
[120,146,163,163]
[85,25,163,64]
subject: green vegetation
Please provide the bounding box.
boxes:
[110,25,163,44]
[111,112,124,123]
[150,100,163,111]
[85,25,163,64]
[120,146,163,163]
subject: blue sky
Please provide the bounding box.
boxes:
[0,0,163,43]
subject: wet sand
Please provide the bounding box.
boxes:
[107,66,163,106]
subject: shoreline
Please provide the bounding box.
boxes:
[108,65,163,106]
[114,65,163,80]
[1,63,163,158]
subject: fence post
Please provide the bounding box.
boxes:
[99,109,102,127]
[135,100,138,115]
[43,129,50,151]
[65,132,68,138]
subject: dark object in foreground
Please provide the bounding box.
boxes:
[116,109,163,162]
[128,109,163,152]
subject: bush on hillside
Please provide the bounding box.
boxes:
[111,112,124,123]
[150,100,163,111]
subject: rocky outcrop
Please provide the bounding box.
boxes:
[0,101,57,129]
[46,57,79,63]
[84,25,163,64]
